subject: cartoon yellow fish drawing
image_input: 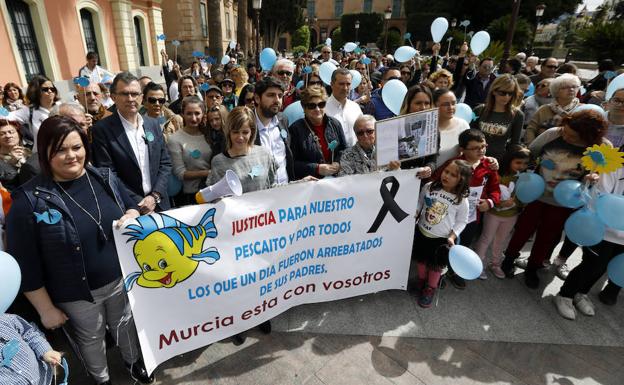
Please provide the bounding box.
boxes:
[123,209,220,291]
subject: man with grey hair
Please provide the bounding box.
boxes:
[49,102,91,134]
[325,67,362,147]
[339,114,400,175]
[523,56,540,76]
[271,58,296,109]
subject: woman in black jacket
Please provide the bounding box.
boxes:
[288,85,347,180]
[6,116,153,385]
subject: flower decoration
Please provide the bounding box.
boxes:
[581,144,624,174]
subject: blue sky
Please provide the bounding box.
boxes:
[582,0,604,11]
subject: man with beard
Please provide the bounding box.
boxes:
[75,81,112,127]
[253,77,294,183]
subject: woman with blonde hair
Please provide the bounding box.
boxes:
[429,69,454,90]
[230,66,250,97]
[471,74,524,162]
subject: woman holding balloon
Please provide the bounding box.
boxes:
[501,109,609,288]
[554,158,624,320]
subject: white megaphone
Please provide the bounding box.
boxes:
[195,169,243,204]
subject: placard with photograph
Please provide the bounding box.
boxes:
[375,109,439,167]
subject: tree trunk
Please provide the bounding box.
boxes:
[237,0,248,62]
[208,0,223,59]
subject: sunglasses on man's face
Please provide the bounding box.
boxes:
[277,70,293,77]
[356,129,375,136]
[304,101,326,110]
[147,97,166,104]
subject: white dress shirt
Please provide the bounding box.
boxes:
[78,64,114,84]
[8,105,53,149]
[256,114,288,184]
[325,95,362,147]
[118,112,152,195]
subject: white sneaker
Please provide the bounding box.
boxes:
[514,259,528,269]
[573,293,595,316]
[556,264,570,280]
[554,295,576,320]
[479,270,488,280]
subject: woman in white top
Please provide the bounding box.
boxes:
[432,88,470,168]
[8,75,59,148]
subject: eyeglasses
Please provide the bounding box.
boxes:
[115,91,141,99]
[545,65,558,69]
[308,80,323,86]
[401,71,411,76]
[322,51,331,54]
[41,87,57,93]
[304,101,326,110]
[84,91,100,97]
[537,83,549,89]
[147,97,166,104]
[495,90,515,97]
[221,83,234,88]
[356,129,375,136]
[206,94,222,100]
[610,98,624,106]
[276,70,293,77]
[465,143,488,151]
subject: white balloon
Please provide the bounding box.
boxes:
[430,17,449,43]
[470,31,491,56]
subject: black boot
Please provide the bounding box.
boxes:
[524,269,539,289]
[232,333,246,345]
[599,281,621,306]
[125,358,154,384]
[501,256,515,278]
[258,320,272,334]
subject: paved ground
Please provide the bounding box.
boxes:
[50,241,624,385]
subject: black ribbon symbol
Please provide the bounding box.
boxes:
[367,176,409,233]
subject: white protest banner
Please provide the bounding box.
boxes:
[376,109,439,167]
[113,170,420,374]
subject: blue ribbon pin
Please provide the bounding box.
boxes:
[145,131,155,142]
[34,209,62,225]
[0,339,19,367]
[249,165,264,179]
[190,149,202,159]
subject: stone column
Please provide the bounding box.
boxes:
[148,1,165,66]
[110,0,137,71]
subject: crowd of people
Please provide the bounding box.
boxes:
[0,44,623,385]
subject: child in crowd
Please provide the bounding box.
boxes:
[220,78,238,112]
[413,159,471,307]
[433,129,501,289]
[473,144,530,279]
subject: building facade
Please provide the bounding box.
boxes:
[304,0,406,48]
[0,0,165,88]
[161,0,256,67]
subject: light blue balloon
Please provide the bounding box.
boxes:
[319,61,337,86]
[454,103,473,124]
[565,208,605,246]
[167,174,183,196]
[573,103,606,116]
[349,70,362,90]
[394,46,417,63]
[296,80,304,90]
[430,17,449,43]
[525,82,535,97]
[221,55,230,65]
[283,101,304,125]
[596,193,624,231]
[381,79,407,115]
[0,251,21,313]
[449,245,482,280]
[515,172,545,203]
[470,31,490,56]
[607,253,624,287]
[362,57,372,65]
[404,32,411,40]
[344,42,357,53]
[259,48,277,71]
[325,38,332,46]
[553,180,585,208]
[606,73,624,101]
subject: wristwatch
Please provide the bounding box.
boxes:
[149,192,162,204]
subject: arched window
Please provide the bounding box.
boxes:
[133,16,146,66]
[80,8,99,55]
[5,0,44,80]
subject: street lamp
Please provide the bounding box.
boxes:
[355,19,360,42]
[252,0,262,68]
[383,5,391,53]
[529,4,546,55]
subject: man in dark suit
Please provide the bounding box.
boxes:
[253,77,295,183]
[92,72,171,213]
[464,57,496,108]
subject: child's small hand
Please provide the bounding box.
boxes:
[43,350,62,366]
[477,199,490,212]
[447,237,455,246]
[487,157,499,171]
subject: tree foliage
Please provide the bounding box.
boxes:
[579,21,624,65]
[292,25,311,50]
[260,0,305,49]
[487,14,532,51]
[340,13,384,45]
[377,30,402,54]
[331,28,344,50]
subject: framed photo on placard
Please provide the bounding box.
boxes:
[375,108,439,168]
